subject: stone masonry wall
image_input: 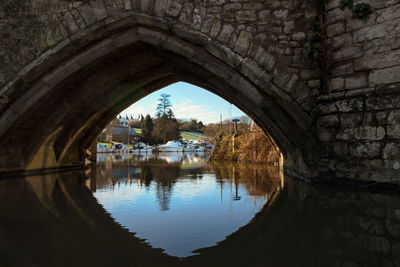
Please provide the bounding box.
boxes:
[317,0,400,183]
[0,0,319,175]
[0,0,399,182]
[0,0,318,117]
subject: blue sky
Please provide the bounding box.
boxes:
[119,82,246,124]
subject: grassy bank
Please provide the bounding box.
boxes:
[210,129,279,164]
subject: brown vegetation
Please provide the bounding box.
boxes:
[210,128,279,164]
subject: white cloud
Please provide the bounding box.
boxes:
[119,103,156,118]
[173,100,219,124]
[119,100,219,124]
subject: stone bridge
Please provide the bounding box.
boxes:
[0,0,399,185]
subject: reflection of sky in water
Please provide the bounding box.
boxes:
[94,153,268,257]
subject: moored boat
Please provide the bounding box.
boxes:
[157,141,184,152]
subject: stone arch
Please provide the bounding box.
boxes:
[0,6,317,177]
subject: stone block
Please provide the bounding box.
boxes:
[360,159,384,168]
[273,9,288,19]
[76,39,115,66]
[240,58,270,85]
[192,13,202,30]
[318,128,336,142]
[327,22,345,37]
[284,74,299,94]
[354,126,386,141]
[78,4,98,26]
[388,124,400,139]
[366,95,400,110]
[369,66,400,85]
[333,142,349,156]
[223,3,241,11]
[355,49,400,71]
[345,75,368,90]
[154,0,168,16]
[331,62,354,76]
[137,27,166,46]
[243,3,263,10]
[273,73,291,88]
[328,77,344,92]
[258,10,270,21]
[376,83,400,95]
[350,142,381,158]
[210,19,222,38]
[325,0,340,11]
[332,46,362,62]
[336,97,364,113]
[235,10,257,23]
[90,0,108,20]
[234,31,251,55]
[340,113,362,128]
[300,69,319,80]
[353,19,399,43]
[307,79,320,88]
[318,115,339,128]
[208,0,227,5]
[319,102,338,114]
[376,4,400,23]
[112,29,138,48]
[383,142,400,159]
[388,110,400,124]
[42,59,81,87]
[336,128,354,140]
[283,21,294,34]
[217,24,234,44]
[291,32,305,41]
[327,33,352,49]
[166,0,183,17]
[63,12,79,33]
[201,15,214,34]
[140,0,153,12]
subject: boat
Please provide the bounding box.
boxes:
[112,143,130,153]
[97,143,111,153]
[157,141,184,152]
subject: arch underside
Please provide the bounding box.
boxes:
[0,13,315,177]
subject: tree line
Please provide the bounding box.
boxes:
[122,93,252,145]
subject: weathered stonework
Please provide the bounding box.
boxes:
[317,0,400,183]
[0,0,399,185]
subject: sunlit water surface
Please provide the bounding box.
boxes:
[2,152,399,266]
[94,152,276,257]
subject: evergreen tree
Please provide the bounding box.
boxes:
[140,114,154,144]
[167,109,175,119]
[156,93,172,118]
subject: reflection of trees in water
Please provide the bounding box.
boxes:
[212,163,281,197]
[97,157,205,211]
[96,157,280,209]
[141,160,180,211]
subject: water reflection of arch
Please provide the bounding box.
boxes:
[0,172,179,267]
[2,171,399,266]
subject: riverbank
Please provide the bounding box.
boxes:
[209,129,279,164]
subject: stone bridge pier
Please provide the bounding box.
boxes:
[0,0,399,185]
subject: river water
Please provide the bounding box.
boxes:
[0,152,399,267]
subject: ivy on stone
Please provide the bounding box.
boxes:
[303,42,321,59]
[339,0,372,20]
[339,0,353,10]
[352,3,373,20]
